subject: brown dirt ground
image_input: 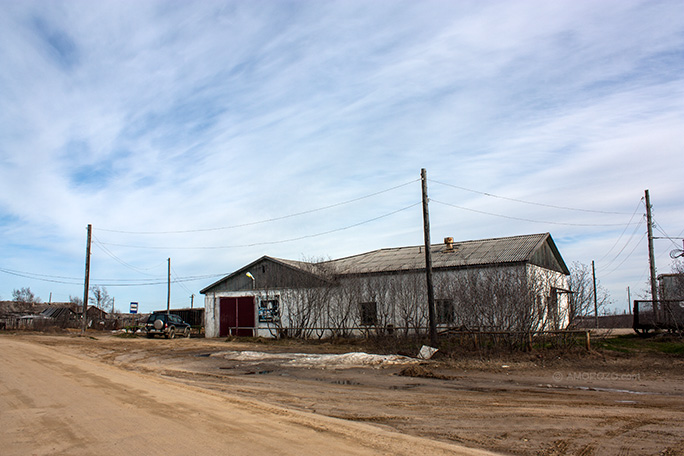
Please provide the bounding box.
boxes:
[7,331,684,455]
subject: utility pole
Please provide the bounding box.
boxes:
[627,286,631,315]
[82,224,92,334]
[167,258,171,315]
[592,260,598,329]
[421,168,437,346]
[190,294,194,309]
[645,190,658,309]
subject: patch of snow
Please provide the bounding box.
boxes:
[288,352,418,369]
[210,351,291,361]
[210,350,418,368]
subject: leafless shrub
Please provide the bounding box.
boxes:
[436,267,558,334]
[391,273,427,336]
[271,260,568,340]
[12,287,41,305]
[568,261,611,325]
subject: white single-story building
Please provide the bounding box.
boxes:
[200,233,571,338]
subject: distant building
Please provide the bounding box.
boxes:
[659,273,684,300]
[0,301,73,330]
[72,305,109,328]
[201,233,571,338]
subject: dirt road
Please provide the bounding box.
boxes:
[2,333,684,455]
[0,336,494,456]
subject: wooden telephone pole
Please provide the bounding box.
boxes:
[167,258,171,315]
[645,190,658,305]
[421,169,437,346]
[592,260,598,328]
[82,224,92,334]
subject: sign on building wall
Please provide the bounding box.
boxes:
[258,298,280,323]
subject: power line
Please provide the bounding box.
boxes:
[0,267,83,285]
[2,196,420,285]
[96,179,419,235]
[600,232,648,278]
[598,217,646,270]
[92,274,226,287]
[653,221,684,250]
[596,199,646,264]
[0,266,227,287]
[97,202,422,250]
[171,265,194,296]
[430,179,632,215]
[430,199,639,227]
[92,236,164,276]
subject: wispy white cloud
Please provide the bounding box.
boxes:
[0,0,682,310]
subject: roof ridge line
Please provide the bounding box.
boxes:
[325,232,550,264]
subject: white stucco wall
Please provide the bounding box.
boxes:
[204,290,286,338]
[204,293,219,338]
[204,265,570,337]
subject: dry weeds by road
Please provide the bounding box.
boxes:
[3,332,684,455]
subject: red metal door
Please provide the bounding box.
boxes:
[236,296,255,336]
[219,297,255,337]
[219,297,234,337]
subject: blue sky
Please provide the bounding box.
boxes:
[1,0,682,314]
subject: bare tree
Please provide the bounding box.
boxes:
[12,287,41,305]
[328,279,359,337]
[438,266,564,334]
[89,285,113,312]
[394,273,427,335]
[270,257,571,339]
[276,258,335,338]
[360,276,393,333]
[568,262,611,324]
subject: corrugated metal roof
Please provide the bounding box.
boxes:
[202,233,565,294]
[40,306,75,319]
[318,233,551,275]
[273,257,314,271]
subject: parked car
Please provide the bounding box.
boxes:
[144,313,191,339]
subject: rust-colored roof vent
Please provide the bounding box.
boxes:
[444,237,454,251]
